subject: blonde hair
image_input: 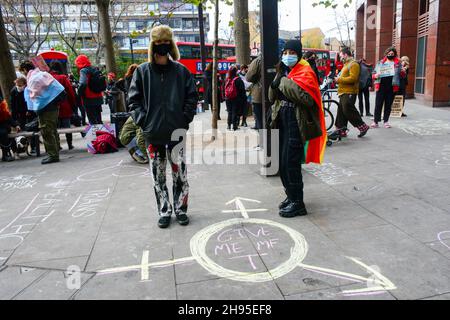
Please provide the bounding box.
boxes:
[401,56,410,66]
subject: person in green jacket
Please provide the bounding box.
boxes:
[119,116,148,164]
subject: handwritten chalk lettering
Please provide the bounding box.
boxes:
[68,188,111,218]
[214,242,244,256]
[256,239,279,251]
[216,226,271,243]
[397,119,450,136]
[0,175,37,191]
[229,253,268,270]
[435,145,450,166]
[303,163,358,185]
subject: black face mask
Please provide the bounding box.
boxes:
[154,43,171,56]
[387,55,395,60]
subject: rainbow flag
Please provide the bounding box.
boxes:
[287,59,327,164]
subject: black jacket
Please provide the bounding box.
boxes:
[9,87,28,124]
[128,61,198,145]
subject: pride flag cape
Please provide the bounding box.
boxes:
[287,59,327,164]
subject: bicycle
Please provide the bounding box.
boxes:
[322,99,339,132]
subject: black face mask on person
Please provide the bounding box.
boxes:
[154,43,171,56]
[387,54,395,60]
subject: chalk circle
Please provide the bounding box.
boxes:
[190,218,308,283]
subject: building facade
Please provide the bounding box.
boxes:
[356,0,449,107]
[5,0,209,60]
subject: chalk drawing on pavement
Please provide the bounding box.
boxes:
[97,197,396,296]
[0,175,37,191]
[76,160,149,182]
[438,231,450,251]
[435,145,450,166]
[303,163,358,185]
[396,119,450,136]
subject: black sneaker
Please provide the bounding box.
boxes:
[41,157,59,165]
[278,198,291,210]
[176,214,190,226]
[279,202,308,218]
[401,113,407,117]
[357,124,370,138]
[158,216,171,229]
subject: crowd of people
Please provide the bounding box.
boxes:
[0,53,146,164]
[1,23,413,229]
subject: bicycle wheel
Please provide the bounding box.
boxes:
[322,99,339,131]
[321,92,332,109]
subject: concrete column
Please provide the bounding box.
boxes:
[427,0,450,107]
[375,0,394,62]
[356,5,365,60]
[364,0,377,65]
[396,0,419,98]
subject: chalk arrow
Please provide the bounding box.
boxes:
[299,256,396,296]
[225,197,266,219]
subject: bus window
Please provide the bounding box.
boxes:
[221,47,235,59]
[192,46,201,59]
[179,45,192,59]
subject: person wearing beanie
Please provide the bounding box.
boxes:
[74,54,104,125]
[128,25,198,229]
[269,40,327,218]
[371,47,406,128]
[331,47,370,139]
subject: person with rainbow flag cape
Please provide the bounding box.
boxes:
[269,40,327,218]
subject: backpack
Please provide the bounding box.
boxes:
[88,68,107,93]
[92,130,118,154]
[224,77,238,100]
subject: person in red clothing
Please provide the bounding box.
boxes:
[74,55,104,125]
[49,60,76,150]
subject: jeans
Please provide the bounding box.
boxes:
[58,117,72,148]
[358,87,371,115]
[147,143,189,217]
[86,105,103,125]
[279,104,304,202]
[253,103,263,129]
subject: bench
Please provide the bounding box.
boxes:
[8,126,86,157]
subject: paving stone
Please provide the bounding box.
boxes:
[285,284,397,300]
[358,194,450,243]
[74,269,176,300]
[13,270,93,300]
[9,256,90,272]
[327,225,450,300]
[176,277,284,300]
[0,266,47,300]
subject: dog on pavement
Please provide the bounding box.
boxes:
[14,136,31,157]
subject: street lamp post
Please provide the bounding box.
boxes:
[129,38,138,64]
[299,0,302,39]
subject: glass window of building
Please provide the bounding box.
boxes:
[419,0,429,15]
[415,36,427,94]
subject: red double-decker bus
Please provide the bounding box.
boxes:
[177,41,237,78]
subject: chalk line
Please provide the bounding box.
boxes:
[0,194,40,235]
[438,231,450,250]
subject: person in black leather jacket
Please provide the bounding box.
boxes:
[128,25,198,229]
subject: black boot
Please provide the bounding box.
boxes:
[1,148,15,162]
[67,134,74,150]
[279,201,308,218]
[278,198,291,210]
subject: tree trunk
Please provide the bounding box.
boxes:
[95,0,117,74]
[211,0,219,141]
[198,3,208,111]
[0,5,16,104]
[233,0,250,65]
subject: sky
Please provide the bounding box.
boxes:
[206,0,356,42]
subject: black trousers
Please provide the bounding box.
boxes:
[253,103,263,130]
[226,100,239,130]
[336,94,364,129]
[358,87,371,115]
[279,105,304,203]
[86,105,103,125]
[374,85,395,123]
[241,102,249,125]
